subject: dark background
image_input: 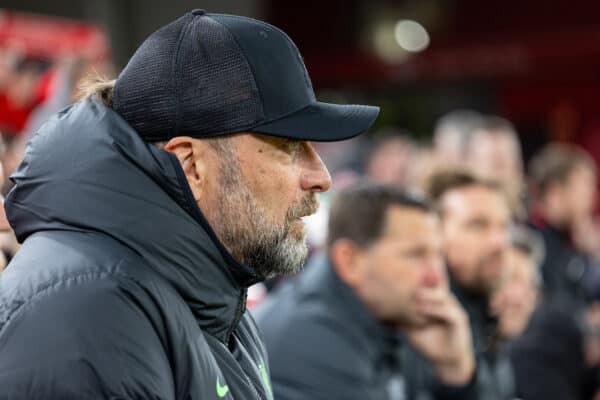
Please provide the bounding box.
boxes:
[2,0,600,164]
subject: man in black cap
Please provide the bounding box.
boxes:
[0,10,378,399]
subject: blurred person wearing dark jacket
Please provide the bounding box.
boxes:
[426,171,516,400]
[255,182,479,400]
[0,11,380,399]
[490,226,543,340]
[494,226,590,400]
[510,302,588,400]
[527,143,600,399]
[528,143,600,308]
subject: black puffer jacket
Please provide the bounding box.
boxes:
[0,98,274,400]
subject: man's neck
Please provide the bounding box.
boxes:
[447,269,490,308]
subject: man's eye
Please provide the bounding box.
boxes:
[404,250,426,259]
[467,220,487,230]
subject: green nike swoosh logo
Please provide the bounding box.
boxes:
[216,376,229,398]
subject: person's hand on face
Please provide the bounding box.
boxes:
[403,286,476,386]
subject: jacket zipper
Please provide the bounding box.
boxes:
[244,371,265,400]
[227,289,264,400]
[226,290,247,344]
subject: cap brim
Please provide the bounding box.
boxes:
[251,101,380,142]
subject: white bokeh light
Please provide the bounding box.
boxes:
[394,19,430,53]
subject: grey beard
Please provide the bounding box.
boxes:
[242,220,308,279]
[216,193,311,279]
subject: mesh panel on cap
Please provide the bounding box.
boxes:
[178,17,263,137]
[113,13,263,141]
[113,15,184,140]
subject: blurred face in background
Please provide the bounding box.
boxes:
[440,185,511,295]
[467,130,523,184]
[490,246,538,338]
[565,164,597,221]
[339,206,447,327]
[467,130,524,209]
[541,162,598,235]
[366,137,414,186]
[434,128,468,168]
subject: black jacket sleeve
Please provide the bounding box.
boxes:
[509,305,586,400]
[431,370,479,400]
[0,276,175,399]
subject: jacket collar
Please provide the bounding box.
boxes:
[6,97,261,342]
[299,254,400,356]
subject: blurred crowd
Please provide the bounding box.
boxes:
[1,14,600,400]
[0,41,113,268]
[251,110,600,399]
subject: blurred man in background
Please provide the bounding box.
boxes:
[433,109,483,168]
[527,143,600,399]
[529,143,600,307]
[465,116,526,220]
[497,225,591,400]
[255,182,479,400]
[490,225,543,340]
[426,171,516,400]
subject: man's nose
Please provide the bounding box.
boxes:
[502,283,528,306]
[422,259,447,288]
[300,143,332,193]
[489,227,509,250]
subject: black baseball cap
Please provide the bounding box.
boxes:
[113,10,379,142]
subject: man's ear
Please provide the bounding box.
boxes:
[164,136,207,201]
[330,239,366,289]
